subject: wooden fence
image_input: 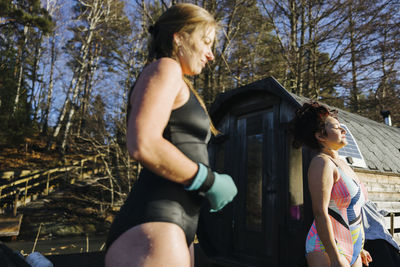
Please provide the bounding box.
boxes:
[377,201,400,243]
[357,170,400,244]
[0,154,104,213]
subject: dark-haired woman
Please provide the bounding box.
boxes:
[291,102,371,267]
[105,4,237,267]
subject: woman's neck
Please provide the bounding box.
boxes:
[319,147,339,159]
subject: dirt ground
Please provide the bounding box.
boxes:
[1,180,114,259]
[0,136,118,266]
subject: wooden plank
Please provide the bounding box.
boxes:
[0,166,77,191]
[0,214,23,237]
[0,188,22,200]
[0,154,105,207]
[374,201,400,213]
[368,192,400,202]
[367,183,400,193]
[0,154,104,185]
[0,170,42,180]
[0,171,15,179]
[383,215,400,230]
[0,173,63,200]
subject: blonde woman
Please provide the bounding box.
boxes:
[105,4,237,267]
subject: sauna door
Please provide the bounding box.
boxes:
[233,110,279,265]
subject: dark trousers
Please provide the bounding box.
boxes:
[363,239,400,267]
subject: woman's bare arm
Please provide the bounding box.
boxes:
[127,58,198,185]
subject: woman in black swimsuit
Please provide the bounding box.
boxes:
[105,4,237,267]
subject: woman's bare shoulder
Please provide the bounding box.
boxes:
[309,154,336,175]
[310,154,331,166]
[144,57,182,76]
[134,58,184,95]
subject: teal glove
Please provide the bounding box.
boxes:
[185,163,237,212]
[205,172,237,212]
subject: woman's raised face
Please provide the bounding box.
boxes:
[175,26,215,75]
[319,116,348,150]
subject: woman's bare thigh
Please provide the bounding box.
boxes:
[306,251,357,267]
[306,251,331,267]
[105,222,191,267]
[351,255,362,267]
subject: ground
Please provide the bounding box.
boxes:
[0,135,90,171]
[1,180,115,256]
[0,135,116,256]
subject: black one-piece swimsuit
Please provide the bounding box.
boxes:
[106,91,211,248]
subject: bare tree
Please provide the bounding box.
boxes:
[259,0,346,99]
[49,0,130,152]
[40,0,64,134]
[13,26,28,115]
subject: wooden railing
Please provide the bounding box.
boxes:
[0,154,105,211]
[385,212,400,236]
[375,202,400,245]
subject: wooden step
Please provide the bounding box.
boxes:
[374,201,400,212]
[0,214,23,237]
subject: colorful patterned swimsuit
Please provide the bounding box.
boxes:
[306,159,366,265]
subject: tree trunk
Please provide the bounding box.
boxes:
[32,33,44,122]
[59,0,108,151]
[42,35,56,134]
[77,43,100,137]
[13,26,29,114]
[349,4,359,113]
[297,0,306,96]
[289,0,298,93]
[52,1,100,143]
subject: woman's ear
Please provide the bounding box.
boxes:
[173,33,182,47]
[315,131,325,143]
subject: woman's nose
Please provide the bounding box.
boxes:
[206,49,214,61]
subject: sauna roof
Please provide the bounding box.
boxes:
[211,77,400,174]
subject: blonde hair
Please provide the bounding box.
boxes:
[148,3,217,62]
[147,3,219,135]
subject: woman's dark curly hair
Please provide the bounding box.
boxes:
[290,101,338,150]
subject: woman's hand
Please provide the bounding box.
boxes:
[360,249,373,266]
[185,163,237,212]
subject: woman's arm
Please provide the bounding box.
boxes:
[308,156,349,266]
[127,58,198,185]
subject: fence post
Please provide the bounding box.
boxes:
[80,160,84,180]
[13,190,19,216]
[24,180,28,205]
[390,213,394,236]
[46,173,50,195]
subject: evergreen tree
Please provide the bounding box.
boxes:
[0,0,53,145]
[0,0,53,33]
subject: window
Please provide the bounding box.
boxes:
[245,114,263,231]
[338,124,367,168]
[246,134,263,231]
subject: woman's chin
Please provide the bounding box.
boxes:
[185,68,202,76]
[193,68,203,75]
[338,142,348,150]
